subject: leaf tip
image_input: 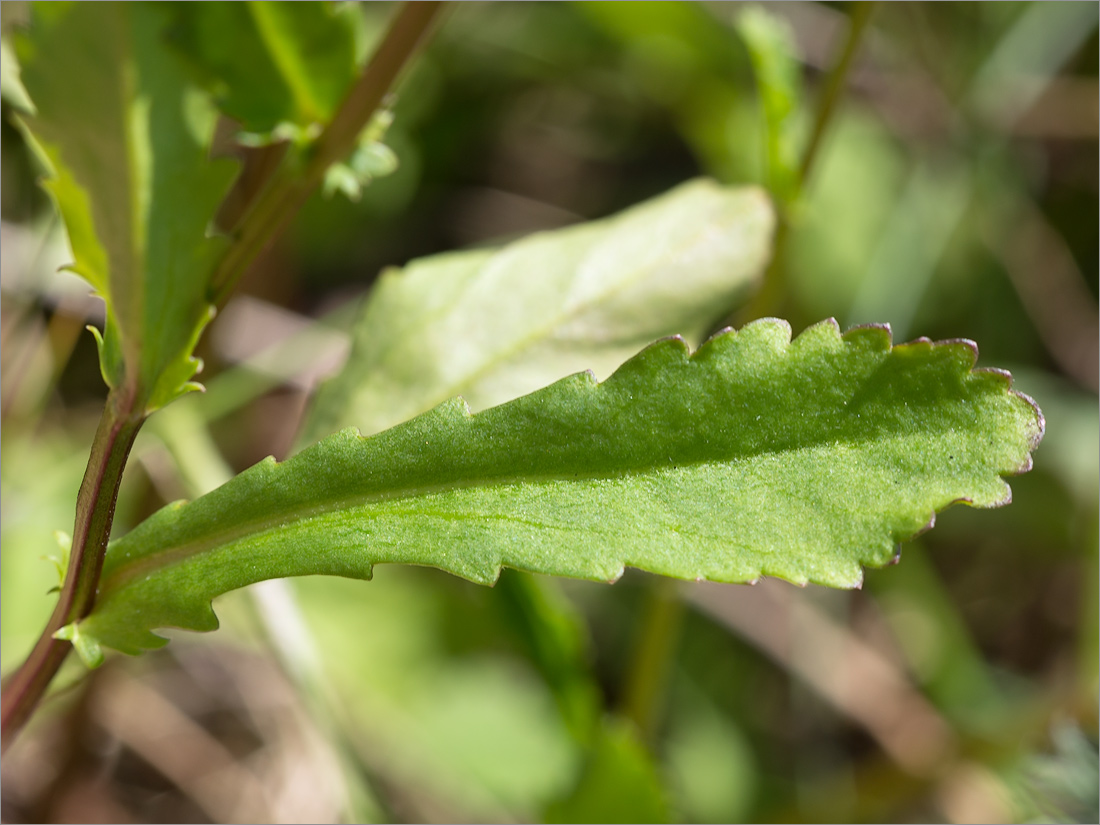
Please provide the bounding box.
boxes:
[701,325,734,347]
[931,336,980,370]
[913,512,938,538]
[971,366,1046,463]
[746,316,793,340]
[846,320,893,336]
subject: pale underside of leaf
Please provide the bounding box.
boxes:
[76,318,1043,658]
[302,178,775,442]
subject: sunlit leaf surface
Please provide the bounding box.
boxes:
[76,319,1042,659]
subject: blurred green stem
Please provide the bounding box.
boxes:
[743,2,877,322]
[799,2,877,187]
[620,578,685,745]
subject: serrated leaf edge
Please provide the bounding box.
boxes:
[72,317,1045,661]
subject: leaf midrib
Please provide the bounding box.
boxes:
[97,426,933,597]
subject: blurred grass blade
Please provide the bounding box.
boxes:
[845,160,971,338]
[73,318,1041,659]
[302,179,775,442]
[967,1,1099,130]
[15,3,237,411]
[735,7,803,207]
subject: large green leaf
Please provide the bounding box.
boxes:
[165,0,361,139]
[301,179,775,442]
[15,2,237,411]
[71,319,1042,663]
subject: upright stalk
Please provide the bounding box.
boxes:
[620,578,684,745]
[798,1,877,187]
[1,388,144,749]
[1,0,445,751]
[742,2,877,322]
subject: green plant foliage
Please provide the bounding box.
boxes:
[302,179,775,442]
[1006,722,1099,824]
[492,571,602,744]
[14,2,237,411]
[735,6,803,206]
[544,719,670,824]
[165,0,361,140]
[72,318,1042,663]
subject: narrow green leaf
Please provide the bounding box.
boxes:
[15,3,237,411]
[735,7,803,206]
[166,0,361,140]
[52,622,104,669]
[302,179,775,442]
[77,319,1042,658]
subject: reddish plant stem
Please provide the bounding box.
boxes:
[1,1,444,752]
[1,389,144,750]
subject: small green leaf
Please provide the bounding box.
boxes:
[322,111,400,201]
[53,622,104,669]
[41,530,71,590]
[15,3,237,411]
[302,179,775,442]
[166,0,361,140]
[75,319,1041,659]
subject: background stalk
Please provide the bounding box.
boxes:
[741,2,878,322]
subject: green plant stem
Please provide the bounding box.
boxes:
[1,1,445,752]
[741,2,877,323]
[798,1,877,187]
[1,389,144,750]
[208,0,444,309]
[620,578,685,745]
